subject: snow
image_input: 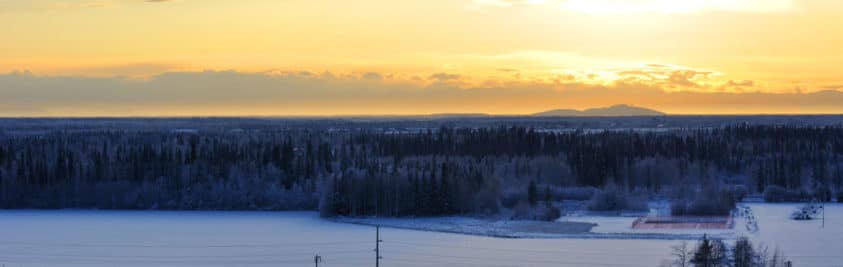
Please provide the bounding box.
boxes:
[0,210,672,267]
[559,215,737,240]
[1,203,841,267]
[341,215,733,240]
[565,203,843,266]
[744,203,843,267]
[337,216,596,238]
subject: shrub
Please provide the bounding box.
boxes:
[552,187,597,201]
[586,188,647,212]
[499,190,526,208]
[513,201,531,219]
[318,190,337,218]
[790,203,822,220]
[671,190,736,216]
[507,186,596,206]
[511,200,562,221]
[473,188,500,215]
[535,205,562,221]
[733,185,748,201]
[814,185,832,202]
[763,185,787,202]
[671,187,738,216]
[763,185,811,202]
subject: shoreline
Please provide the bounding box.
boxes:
[332,216,736,240]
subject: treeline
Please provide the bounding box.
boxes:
[319,156,499,217]
[373,126,843,192]
[0,130,330,210]
[1,123,842,216]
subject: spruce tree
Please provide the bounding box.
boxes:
[527,180,538,206]
[691,235,714,267]
[732,237,756,267]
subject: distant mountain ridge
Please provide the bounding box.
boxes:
[533,104,666,117]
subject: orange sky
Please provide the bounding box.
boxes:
[2,0,843,116]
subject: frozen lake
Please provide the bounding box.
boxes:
[0,203,840,267]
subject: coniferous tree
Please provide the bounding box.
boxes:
[527,180,538,206]
[691,235,715,267]
[732,237,757,267]
[691,235,727,267]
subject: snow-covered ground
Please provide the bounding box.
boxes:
[0,203,840,267]
[563,203,843,266]
[747,203,843,267]
[341,215,733,240]
[558,214,736,240]
[341,200,732,240]
[0,210,674,267]
[338,216,596,238]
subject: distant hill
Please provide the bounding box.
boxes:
[533,104,666,117]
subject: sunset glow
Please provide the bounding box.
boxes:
[559,0,795,14]
[2,0,843,116]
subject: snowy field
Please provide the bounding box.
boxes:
[0,211,674,267]
[558,214,736,240]
[747,203,843,267]
[563,203,843,266]
[0,203,841,267]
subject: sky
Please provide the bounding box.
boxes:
[2,0,843,116]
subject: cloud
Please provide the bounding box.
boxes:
[666,70,708,88]
[361,72,383,80]
[822,85,843,91]
[0,105,48,116]
[1,70,843,116]
[47,63,184,78]
[429,73,462,81]
[614,66,715,90]
[727,80,754,87]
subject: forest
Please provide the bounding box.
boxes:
[1,118,842,218]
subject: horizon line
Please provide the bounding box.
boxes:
[4,113,843,119]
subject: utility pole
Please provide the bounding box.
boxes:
[314,255,322,267]
[375,225,383,267]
